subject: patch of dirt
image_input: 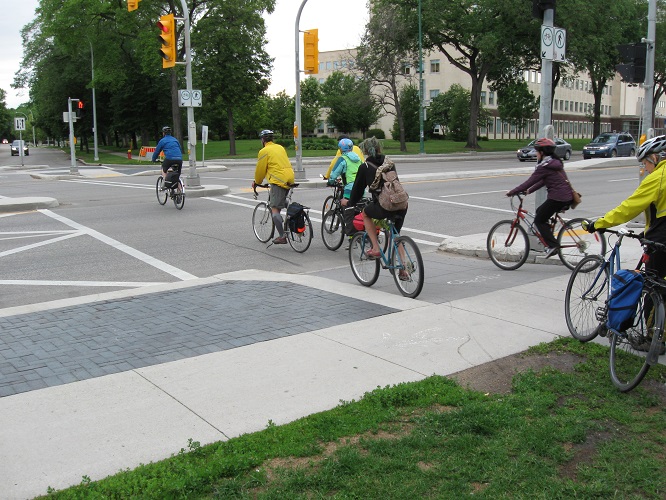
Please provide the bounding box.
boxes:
[448,351,584,394]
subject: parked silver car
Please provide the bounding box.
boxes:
[517,137,572,161]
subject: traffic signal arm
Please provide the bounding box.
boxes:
[157,14,177,69]
[304,29,318,74]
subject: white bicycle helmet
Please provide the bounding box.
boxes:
[636,134,666,161]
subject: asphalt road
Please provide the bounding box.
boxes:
[0,145,642,309]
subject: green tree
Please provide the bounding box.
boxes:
[300,77,322,136]
[0,90,12,141]
[391,84,420,142]
[321,72,381,136]
[497,81,539,139]
[425,84,471,142]
[192,0,274,155]
[355,4,418,150]
[559,0,644,136]
[266,91,295,137]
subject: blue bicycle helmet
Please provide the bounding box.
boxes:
[338,138,353,153]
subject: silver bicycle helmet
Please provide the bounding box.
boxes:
[636,134,666,161]
[162,126,171,134]
[259,129,274,139]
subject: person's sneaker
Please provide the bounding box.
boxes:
[272,236,287,244]
[635,341,666,355]
[592,323,608,338]
[543,247,559,259]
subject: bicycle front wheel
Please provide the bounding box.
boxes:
[156,177,168,205]
[322,195,334,215]
[610,285,665,392]
[173,179,185,210]
[321,209,345,251]
[487,220,529,270]
[252,202,274,242]
[288,212,313,253]
[564,256,608,342]
[349,232,380,287]
[557,218,607,271]
[391,236,424,298]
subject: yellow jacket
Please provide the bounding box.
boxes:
[325,145,365,178]
[254,141,295,189]
[595,160,666,242]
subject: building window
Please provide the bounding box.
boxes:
[429,89,440,99]
[489,91,495,105]
[565,101,569,111]
[480,91,486,105]
[575,102,578,113]
[430,59,440,73]
[403,63,411,75]
[326,61,332,70]
[554,100,558,111]
[317,122,324,134]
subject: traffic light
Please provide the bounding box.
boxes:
[76,101,84,119]
[616,43,646,84]
[532,0,556,19]
[157,13,177,69]
[127,0,141,11]
[303,29,318,75]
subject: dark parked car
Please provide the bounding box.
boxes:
[517,137,572,161]
[10,140,29,156]
[582,132,636,159]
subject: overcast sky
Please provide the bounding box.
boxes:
[0,0,368,110]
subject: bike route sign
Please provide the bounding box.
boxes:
[541,25,566,61]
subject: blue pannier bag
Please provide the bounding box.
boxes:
[606,270,644,333]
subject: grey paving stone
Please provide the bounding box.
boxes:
[0,281,396,397]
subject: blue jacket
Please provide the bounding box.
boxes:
[152,135,182,161]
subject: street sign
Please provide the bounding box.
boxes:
[63,112,77,123]
[553,28,566,62]
[541,25,566,61]
[14,117,26,131]
[540,25,553,59]
[179,89,202,107]
[201,125,209,145]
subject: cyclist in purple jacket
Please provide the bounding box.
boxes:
[506,137,575,259]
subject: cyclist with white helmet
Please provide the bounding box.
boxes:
[152,126,183,183]
[506,137,576,258]
[583,134,666,353]
[327,138,363,207]
[253,129,295,244]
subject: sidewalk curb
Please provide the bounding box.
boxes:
[0,197,59,213]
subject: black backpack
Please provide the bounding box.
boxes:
[287,202,307,233]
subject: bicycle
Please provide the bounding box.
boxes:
[155,162,185,210]
[565,227,666,392]
[487,193,606,270]
[321,179,346,251]
[348,215,424,298]
[252,183,313,253]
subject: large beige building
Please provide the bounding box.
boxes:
[312,47,663,141]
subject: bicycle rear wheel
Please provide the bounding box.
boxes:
[288,212,313,253]
[391,236,424,298]
[564,255,608,342]
[321,209,345,251]
[487,220,529,270]
[557,218,607,271]
[156,177,168,205]
[349,232,380,286]
[609,284,665,392]
[172,179,185,210]
[252,202,274,242]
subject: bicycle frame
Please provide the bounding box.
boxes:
[510,195,560,248]
[359,220,404,271]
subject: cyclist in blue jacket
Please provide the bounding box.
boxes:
[152,126,183,184]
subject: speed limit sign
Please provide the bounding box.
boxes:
[14,117,26,131]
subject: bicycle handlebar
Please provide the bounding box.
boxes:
[602,227,666,254]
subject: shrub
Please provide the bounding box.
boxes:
[367,129,386,139]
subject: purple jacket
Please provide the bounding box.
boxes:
[507,156,574,202]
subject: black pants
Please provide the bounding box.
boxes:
[535,198,571,248]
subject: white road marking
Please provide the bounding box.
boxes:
[0,280,169,287]
[39,209,198,280]
[439,190,507,198]
[0,232,82,258]
[409,195,514,214]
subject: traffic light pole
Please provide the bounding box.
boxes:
[67,98,79,175]
[641,0,656,139]
[89,42,99,162]
[535,6,554,210]
[179,0,201,188]
[293,0,308,181]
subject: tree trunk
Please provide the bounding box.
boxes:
[467,74,481,149]
[227,108,236,156]
[392,86,406,152]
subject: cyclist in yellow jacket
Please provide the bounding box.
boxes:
[253,130,295,244]
[583,135,666,352]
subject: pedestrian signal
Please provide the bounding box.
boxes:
[304,29,318,75]
[76,101,85,118]
[157,13,177,69]
[127,0,141,11]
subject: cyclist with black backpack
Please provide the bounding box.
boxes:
[152,126,183,187]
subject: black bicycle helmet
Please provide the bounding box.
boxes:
[162,126,172,135]
[636,134,666,161]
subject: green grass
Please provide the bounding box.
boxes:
[40,338,666,499]
[69,138,591,165]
